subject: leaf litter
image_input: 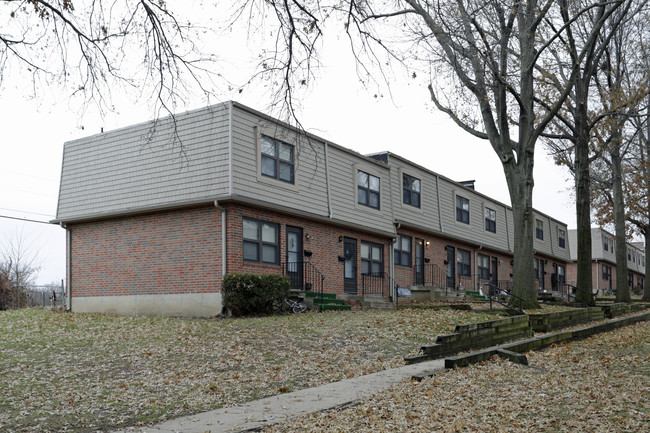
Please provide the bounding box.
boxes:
[0,307,495,432]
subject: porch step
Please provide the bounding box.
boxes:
[312,298,346,306]
[465,290,488,301]
[305,291,337,300]
[321,304,353,311]
[304,291,352,311]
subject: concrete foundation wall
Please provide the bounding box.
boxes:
[71,293,223,317]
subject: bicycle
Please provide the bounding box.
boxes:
[274,296,308,314]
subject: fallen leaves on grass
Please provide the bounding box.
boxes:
[0,307,494,432]
[263,321,650,433]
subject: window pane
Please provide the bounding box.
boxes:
[358,171,368,187]
[279,142,293,162]
[402,236,410,250]
[243,219,259,240]
[401,252,410,266]
[369,191,380,208]
[345,261,354,278]
[372,245,382,260]
[262,244,277,263]
[261,155,276,178]
[243,241,259,261]
[369,175,380,192]
[358,188,368,205]
[372,262,382,274]
[261,136,276,156]
[403,189,411,205]
[279,161,294,182]
[412,179,420,192]
[361,243,370,259]
[261,223,277,243]
[412,193,420,208]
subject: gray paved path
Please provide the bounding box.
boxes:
[113,359,445,433]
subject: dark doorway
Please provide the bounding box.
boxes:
[539,260,545,290]
[286,226,303,290]
[446,246,455,289]
[415,239,425,285]
[343,237,357,294]
[491,257,498,285]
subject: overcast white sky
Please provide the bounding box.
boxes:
[0,7,577,286]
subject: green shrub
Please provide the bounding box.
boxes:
[222,273,290,316]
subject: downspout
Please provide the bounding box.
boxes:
[435,174,443,232]
[214,201,227,277]
[475,245,483,292]
[60,222,71,311]
[228,102,234,196]
[324,142,333,218]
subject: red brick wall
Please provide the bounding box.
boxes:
[223,204,392,295]
[70,206,222,297]
[393,227,514,291]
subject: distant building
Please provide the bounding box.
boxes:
[567,228,645,295]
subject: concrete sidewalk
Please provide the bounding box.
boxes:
[114,358,446,433]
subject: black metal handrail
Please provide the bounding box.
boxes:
[281,261,325,311]
[486,281,526,315]
[560,283,595,307]
[361,272,388,297]
[413,263,447,289]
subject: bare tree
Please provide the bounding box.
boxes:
[230,0,629,308]
[0,229,41,310]
[1,0,217,117]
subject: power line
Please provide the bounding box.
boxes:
[0,214,52,225]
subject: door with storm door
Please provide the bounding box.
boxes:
[286,226,303,290]
[343,238,357,294]
[415,239,425,285]
[491,257,498,287]
[446,246,456,289]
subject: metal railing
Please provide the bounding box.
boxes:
[486,281,526,315]
[281,261,325,311]
[558,283,595,307]
[361,272,400,299]
[413,263,447,288]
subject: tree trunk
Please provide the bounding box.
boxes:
[504,161,538,309]
[642,230,650,302]
[573,79,593,303]
[611,143,631,303]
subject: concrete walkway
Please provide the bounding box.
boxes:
[114,358,446,433]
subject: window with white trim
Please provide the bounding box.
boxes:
[457,249,471,277]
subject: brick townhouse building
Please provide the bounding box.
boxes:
[567,228,645,296]
[53,102,571,316]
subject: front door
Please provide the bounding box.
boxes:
[415,239,425,285]
[286,226,303,290]
[539,260,545,290]
[491,257,498,285]
[446,246,456,289]
[343,238,357,294]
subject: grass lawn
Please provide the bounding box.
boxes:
[263,321,650,432]
[0,307,498,432]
